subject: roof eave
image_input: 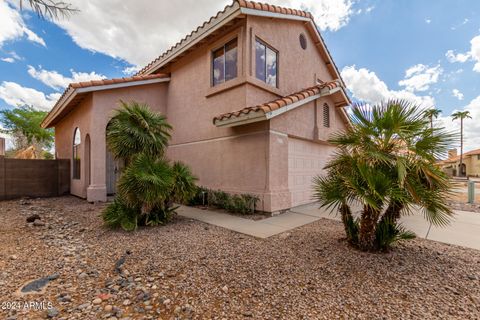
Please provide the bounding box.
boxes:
[214,87,346,128]
[41,77,171,128]
[140,3,243,75]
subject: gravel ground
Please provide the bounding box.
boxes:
[0,196,479,320]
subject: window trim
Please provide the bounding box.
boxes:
[211,37,238,87]
[255,37,279,88]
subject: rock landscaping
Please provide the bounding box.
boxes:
[0,196,479,319]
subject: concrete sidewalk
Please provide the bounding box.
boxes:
[291,203,480,250]
[178,204,480,250]
[177,205,320,238]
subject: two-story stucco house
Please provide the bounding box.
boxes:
[41,0,351,213]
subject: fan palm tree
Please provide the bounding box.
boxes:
[314,100,455,251]
[451,111,471,177]
[106,101,172,163]
[423,108,442,129]
[103,101,197,231]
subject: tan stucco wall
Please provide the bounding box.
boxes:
[55,83,168,201]
[55,95,93,199]
[53,16,347,212]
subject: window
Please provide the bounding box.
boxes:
[255,38,278,87]
[212,38,238,86]
[477,155,480,160]
[73,128,81,179]
[323,104,330,128]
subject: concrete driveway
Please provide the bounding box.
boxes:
[291,203,480,250]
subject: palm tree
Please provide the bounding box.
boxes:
[103,101,197,231]
[314,100,454,251]
[423,108,442,129]
[451,111,471,177]
[106,101,172,163]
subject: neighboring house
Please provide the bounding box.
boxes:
[438,149,480,177]
[41,0,350,212]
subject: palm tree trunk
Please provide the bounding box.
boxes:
[358,205,380,251]
[379,201,404,225]
[460,119,463,176]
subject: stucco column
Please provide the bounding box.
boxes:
[262,130,291,212]
[87,121,107,202]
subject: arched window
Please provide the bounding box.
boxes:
[323,103,330,128]
[73,128,81,179]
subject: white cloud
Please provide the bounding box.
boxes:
[27,65,106,90]
[446,50,470,63]
[425,18,431,24]
[398,64,442,92]
[0,1,46,47]
[1,57,15,63]
[452,89,464,101]
[437,96,480,153]
[445,35,480,73]
[277,0,354,31]
[0,81,59,111]
[122,66,141,75]
[341,65,435,107]
[27,0,358,68]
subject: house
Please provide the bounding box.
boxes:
[41,0,351,213]
[438,149,480,177]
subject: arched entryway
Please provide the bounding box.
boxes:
[459,163,467,177]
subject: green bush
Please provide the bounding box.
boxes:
[102,102,197,231]
[375,219,416,251]
[189,186,259,215]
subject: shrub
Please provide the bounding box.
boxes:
[102,102,197,231]
[189,186,259,215]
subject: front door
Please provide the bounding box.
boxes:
[106,149,122,195]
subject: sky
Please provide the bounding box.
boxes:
[0,0,479,152]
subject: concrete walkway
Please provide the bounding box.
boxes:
[177,204,480,250]
[291,203,480,250]
[177,205,320,238]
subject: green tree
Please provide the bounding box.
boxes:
[451,111,471,177]
[423,108,442,129]
[103,101,197,231]
[314,100,454,252]
[0,106,54,158]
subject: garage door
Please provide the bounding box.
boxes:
[288,137,335,207]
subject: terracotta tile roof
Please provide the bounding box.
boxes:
[438,148,480,164]
[237,0,312,18]
[213,80,340,123]
[136,0,312,75]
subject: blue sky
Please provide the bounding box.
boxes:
[1,0,479,150]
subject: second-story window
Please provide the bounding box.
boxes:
[255,38,278,87]
[212,38,238,86]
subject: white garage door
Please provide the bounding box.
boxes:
[288,137,335,207]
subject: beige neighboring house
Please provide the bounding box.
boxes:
[438,149,480,177]
[41,0,351,212]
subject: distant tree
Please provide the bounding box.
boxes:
[423,108,442,129]
[0,106,54,158]
[19,0,78,20]
[451,111,472,177]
